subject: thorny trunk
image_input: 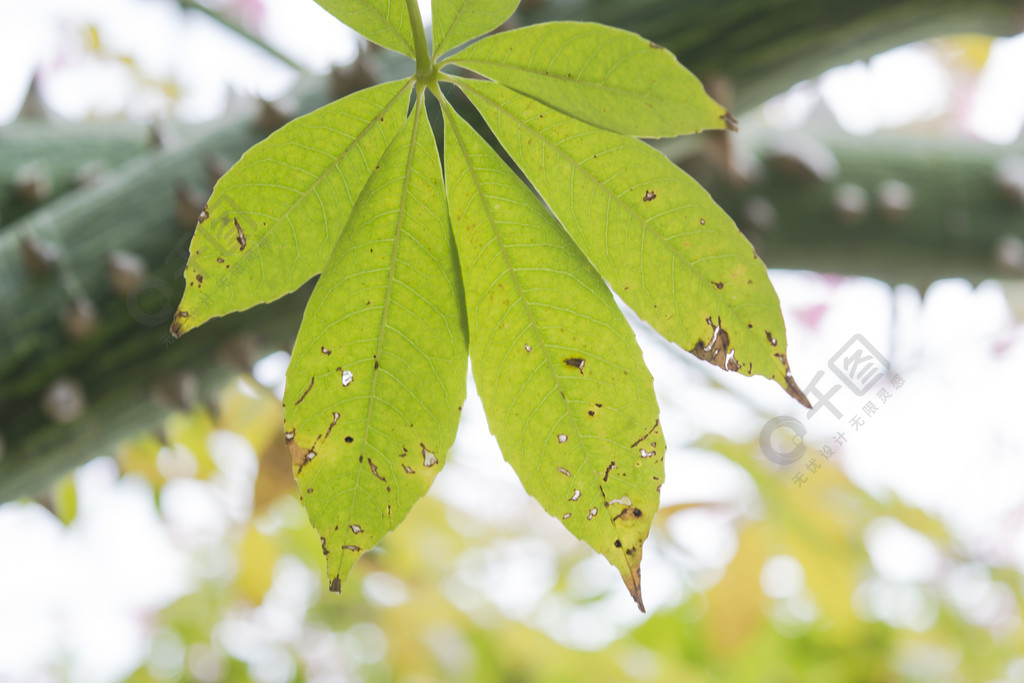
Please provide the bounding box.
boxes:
[1,0,1021,500]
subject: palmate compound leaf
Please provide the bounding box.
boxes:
[457,79,809,406]
[283,93,468,593]
[171,79,413,335]
[170,0,809,610]
[312,0,417,58]
[430,0,520,57]
[446,21,734,139]
[441,93,664,611]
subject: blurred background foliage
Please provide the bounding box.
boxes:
[61,376,1017,682]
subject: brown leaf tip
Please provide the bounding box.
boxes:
[329,577,341,593]
[785,371,811,408]
[722,111,739,132]
[169,310,189,338]
[627,565,645,613]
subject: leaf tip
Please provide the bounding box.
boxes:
[622,563,646,613]
[784,374,812,410]
[777,354,811,409]
[169,310,191,338]
[721,111,738,132]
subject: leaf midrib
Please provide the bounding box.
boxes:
[356,0,415,56]
[443,100,631,563]
[357,100,424,520]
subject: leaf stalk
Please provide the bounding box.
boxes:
[405,0,434,82]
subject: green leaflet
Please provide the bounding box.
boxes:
[312,0,416,57]
[172,79,412,336]
[283,95,468,592]
[447,21,732,138]
[431,0,520,57]
[442,96,663,611]
[458,79,809,406]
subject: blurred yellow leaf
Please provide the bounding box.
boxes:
[165,409,218,480]
[116,432,165,486]
[932,34,992,72]
[704,523,768,655]
[82,24,102,52]
[50,473,77,525]
[235,526,280,605]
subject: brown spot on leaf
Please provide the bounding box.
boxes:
[295,376,315,405]
[324,412,340,440]
[367,458,387,482]
[421,444,438,467]
[330,577,341,592]
[342,545,361,552]
[563,357,585,374]
[712,281,723,289]
[321,346,331,355]
[630,419,660,449]
[603,461,617,482]
[642,190,657,202]
[765,330,777,346]
[288,441,316,473]
[234,218,247,250]
[198,207,210,224]
[691,318,733,371]
[344,436,354,443]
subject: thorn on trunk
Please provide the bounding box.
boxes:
[14,162,53,205]
[175,183,207,232]
[106,250,148,296]
[258,97,298,132]
[329,54,379,98]
[20,236,59,277]
[61,297,99,341]
[41,378,87,424]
